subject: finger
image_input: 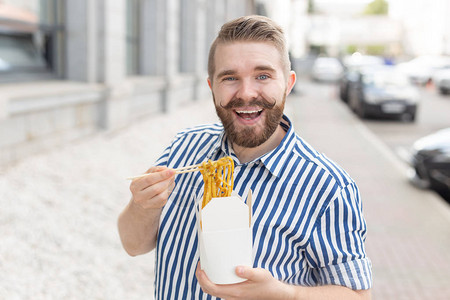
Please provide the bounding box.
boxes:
[133,166,167,185]
[196,262,224,295]
[145,165,166,173]
[196,262,213,294]
[168,177,176,194]
[134,178,174,208]
[235,265,252,279]
[235,266,268,282]
[196,262,208,284]
[145,173,175,196]
[131,168,175,192]
[196,262,243,299]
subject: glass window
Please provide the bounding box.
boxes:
[179,0,193,73]
[126,0,141,75]
[0,0,65,83]
[0,33,47,71]
[363,70,410,88]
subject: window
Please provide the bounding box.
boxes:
[126,0,141,75]
[179,0,194,73]
[0,0,65,83]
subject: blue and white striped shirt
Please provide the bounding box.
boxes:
[153,115,372,299]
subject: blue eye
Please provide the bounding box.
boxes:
[223,77,236,81]
[257,74,269,80]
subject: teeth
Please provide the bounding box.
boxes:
[235,109,262,114]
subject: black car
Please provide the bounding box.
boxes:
[406,128,450,201]
[339,68,360,102]
[339,54,385,102]
[433,68,450,95]
[347,66,419,122]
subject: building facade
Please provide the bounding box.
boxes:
[389,0,450,57]
[0,0,255,167]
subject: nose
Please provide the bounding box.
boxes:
[235,79,259,101]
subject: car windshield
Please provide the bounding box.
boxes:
[363,71,409,88]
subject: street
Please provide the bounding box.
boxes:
[287,79,450,299]
[295,80,450,204]
[364,86,450,152]
[364,85,450,202]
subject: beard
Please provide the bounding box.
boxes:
[214,93,286,148]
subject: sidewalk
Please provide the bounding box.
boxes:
[1,80,449,299]
[0,99,219,299]
[287,81,450,300]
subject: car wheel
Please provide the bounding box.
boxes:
[339,86,348,102]
[408,167,431,189]
[348,90,357,112]
[357,104,367,119]
[429,178,450,201]
[414,163,432,188]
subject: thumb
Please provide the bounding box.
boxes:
[235,266,268,281]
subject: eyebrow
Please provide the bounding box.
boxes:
[215,65,277,80]
[254,65,276,73]
[216,69,236,79]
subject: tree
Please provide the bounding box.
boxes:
[363,0,389,15]
[307,0,316,14]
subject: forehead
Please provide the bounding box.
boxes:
[213,41,283,78]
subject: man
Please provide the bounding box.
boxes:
[118,15,372,299]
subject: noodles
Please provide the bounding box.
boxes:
[199,156,234,208]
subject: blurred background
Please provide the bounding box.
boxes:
[1,0,450,299]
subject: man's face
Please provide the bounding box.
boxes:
[209,41,295,148]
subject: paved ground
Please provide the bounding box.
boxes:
[1,79,449,299]
[0,99,219,299]
[288,80,450,300]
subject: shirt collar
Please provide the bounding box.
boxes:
[211,115,296,178]
[260,115,296,177]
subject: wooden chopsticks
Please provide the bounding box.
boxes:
[126,163,201,180]
[175,164,201,174]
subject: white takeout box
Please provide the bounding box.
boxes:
[196,191,253,284]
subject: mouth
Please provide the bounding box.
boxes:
[234,109,263,121]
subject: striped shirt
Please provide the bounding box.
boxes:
[153,115,372,299]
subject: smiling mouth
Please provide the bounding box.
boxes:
[235,109,263,120]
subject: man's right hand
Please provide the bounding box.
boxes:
[118,166,176,256]
[129,166,176,209]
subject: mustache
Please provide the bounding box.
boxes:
[219,97,276,110]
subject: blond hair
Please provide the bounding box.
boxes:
[208,15,291,81]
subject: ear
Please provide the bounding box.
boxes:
[286,71,296,95]
[207,78,212,90]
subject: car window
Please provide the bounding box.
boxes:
[363,71,409,87]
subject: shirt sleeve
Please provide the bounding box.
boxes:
[304,181,372,290]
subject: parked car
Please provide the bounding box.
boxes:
[396,55,450,85]
[310,57,344,83]
[432,68,450,95]
[339,54,385,102]
[347,66,419,121]
[405,128,450,201]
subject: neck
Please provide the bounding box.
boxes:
[232,125,286,164]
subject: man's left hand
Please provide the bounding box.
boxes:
[195,262,295,300]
